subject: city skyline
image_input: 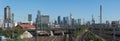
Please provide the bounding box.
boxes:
[0,0,120,23]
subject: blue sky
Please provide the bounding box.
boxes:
[0,0,120,23]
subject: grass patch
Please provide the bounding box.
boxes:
[74,25,87,38]
[85,32,102,41]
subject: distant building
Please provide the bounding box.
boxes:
[36,10,40,29]
[77,19,81,25]
[111,21,119,27]
[36,10,50,28]
[106,20,110,27]
[106,21,110,24]
[57,16,61,25]
[92,15,95,24]
[4,6,11,20]
[40,15,49,24]
[68,14,72,26]
[4,6,13,29]
[86,21,90,26]
[63,17,67,25]
[71,18,75,26]
[54,20,57,25]
[28,14,32,25]
[65,17,69,25]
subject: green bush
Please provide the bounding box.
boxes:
[74,25,87,38]
[86,32,102,41]
[0,27,25,40]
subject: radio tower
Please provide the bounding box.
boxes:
[99,0,102,36]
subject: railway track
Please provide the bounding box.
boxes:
[91,29,120,41]
[25,36,66,41]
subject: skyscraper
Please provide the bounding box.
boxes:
[35,10,41,41]
[4,6,10,20]
[92,15,95,24]
[40,15,49,24]
[36,10,50,28]
[106,20,109,25]
[28,14,32,21]
[4,6,12,29]
[36,10,41,29]
[58,16,61,25]
[77,19,81,25]
[28,14,32,25]
[68,13,72,26]
[63,17,67,25]
[71,18,75,26]
[54,20,57,25]
[100,5,102,24]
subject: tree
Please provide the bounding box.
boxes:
[0,27,24,38]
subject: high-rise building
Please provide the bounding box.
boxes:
[40,15,49,24]
[57,16,61,24]
[92,15,95,24]
[65,17,69,25]
[106,20,110,27]
[69,14,72,26]
[36,10,50,28]
[63,17,67,25]
[28,14,32,21]
[106,20,109,24]
[71,18,75,26]
[4,6,11,20]
[77,19,81,25]
[86,21,90,26]
[100,5,102,24]
[4,6,13,29]
[36,10,41,28]
[54,20,57,24]
[28,14,32,25]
